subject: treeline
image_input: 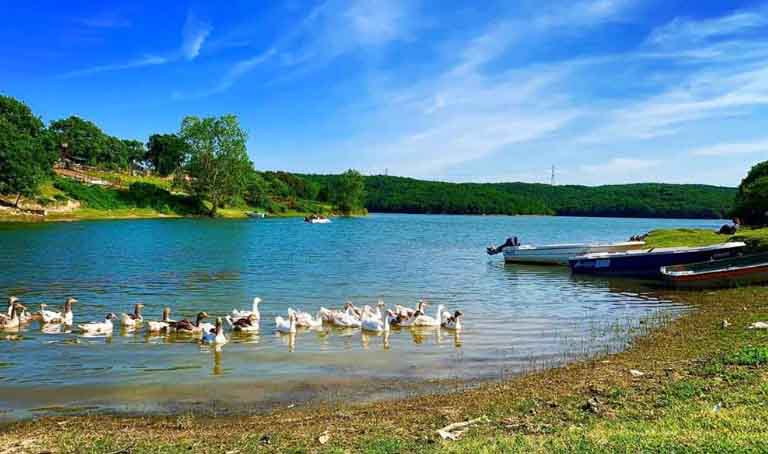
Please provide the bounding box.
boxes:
[304,175,737,219]
[0,94,366,216]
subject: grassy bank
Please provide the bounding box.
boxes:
[2,287,767,453]
[0,176,342,222]
[646,227,768,252]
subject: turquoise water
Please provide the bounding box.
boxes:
[0,214,722,418]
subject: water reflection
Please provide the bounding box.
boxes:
[0,215,720,418]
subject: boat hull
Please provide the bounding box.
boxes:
[503,241,644,265]
[661,253,768,289]
[569,243,746,278]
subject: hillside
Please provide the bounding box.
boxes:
[303,175,737,219]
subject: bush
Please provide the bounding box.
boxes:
[54,178,202,214]
[725,346,768,366]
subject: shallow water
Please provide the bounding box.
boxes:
[0,214,721,419]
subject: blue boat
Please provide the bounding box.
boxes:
[569,242,746,278]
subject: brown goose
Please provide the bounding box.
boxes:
[170,312,209,334]
[121,303,145,327]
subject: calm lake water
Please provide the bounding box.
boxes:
[0,214,722,419]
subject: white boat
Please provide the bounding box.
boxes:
[306,217,331,224]
[487,237,645,265]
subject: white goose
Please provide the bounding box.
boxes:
[275,312,297,334]
[78,313,118,335]
[333,306,362,328]
[287,308,322,329]
[411,304,445,327]
[39,297,77,325]
[231,297,261,321]
[441,310,463,331]
[361,309,391,334]
[120,303,144,327]
[201,318,228,345]
[147,307,175,332]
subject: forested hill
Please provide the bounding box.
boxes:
[303,175,737,219]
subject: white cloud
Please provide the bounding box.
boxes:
[690,138,768,156]
[59,55,168,78]
[581,158,660,174]
[648,10,767,47]
[181,12,212,60]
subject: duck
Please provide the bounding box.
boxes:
[147,307,175,332]
[332,306,362,328]
[39,297,77,325]
[201,317,228,345]
[275,312,297,334]
[120,303,145,327]
[77,313,118,335]
[362,309,391,334]
[0,303,26,330]
[226,313,260,332]
[230,297,261,321]
[170,312,209,334]
[441,310,463,331]
[287,308,322,329]
[411,304,445,327]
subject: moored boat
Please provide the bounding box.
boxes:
[569,242,746,278]
[487,237,645,265]
[661,252,768,289]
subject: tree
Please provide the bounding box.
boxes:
[49,116,109,166]
[0,95,57,204]
[734,160,768,225]
[146,134,187,176]
[330,169,366,214]
[179,115,252,216]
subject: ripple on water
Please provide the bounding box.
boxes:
[0,214,723,417]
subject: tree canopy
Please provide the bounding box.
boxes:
[0,95,56,201]
[733,160,768,225]
[329,169,366,214]
[179,115,252,216]
[146,133,187,176]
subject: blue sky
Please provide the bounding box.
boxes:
[2,0,768,186]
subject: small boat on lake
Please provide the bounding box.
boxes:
[661,252,768,289]
[569,242,746,278]
[487,237,645,265]
[305,215,331,224]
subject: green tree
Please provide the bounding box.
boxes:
[146,134,187,176]
[179,115,252,216]
[331,169,365,214]
[48,116,109,166]
[734,160,768,225]
[0,95,57,204]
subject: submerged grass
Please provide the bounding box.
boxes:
[2,287,768,453]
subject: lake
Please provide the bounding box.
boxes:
[0,214,722,420]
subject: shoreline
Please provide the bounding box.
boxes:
[3,286,767,452]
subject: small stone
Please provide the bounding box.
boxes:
[318,432,330,445]
[259,435,271,445]
[748,321,768,330]
[582,397,601,414]
[629,369,645,378]
[721,320,731,329]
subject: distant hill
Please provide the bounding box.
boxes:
[303,175,737,219]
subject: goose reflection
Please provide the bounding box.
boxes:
[277,332,296,352]
[213,348,223,375]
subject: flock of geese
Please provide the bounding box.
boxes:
[0,296,464,346]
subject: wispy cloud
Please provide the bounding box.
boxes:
[61,8,211,78]
[59,55,168,78]
[648,9,768,47]
[690,138,768,156]
[201,0,416,95]
[181,12,212,60]
[74,10,132,29]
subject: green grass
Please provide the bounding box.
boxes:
[724,346,768,366]
[646,227,768,252]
